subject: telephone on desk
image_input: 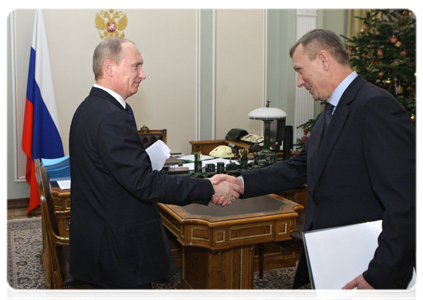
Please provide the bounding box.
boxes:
[209,145,234,158]
[240,134,264,144]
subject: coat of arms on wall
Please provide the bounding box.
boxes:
[95,9,127,39]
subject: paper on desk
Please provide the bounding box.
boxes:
[146,140,171,171]
[303,220,416,289]
[179,154,214,162]
[57,180,71,190]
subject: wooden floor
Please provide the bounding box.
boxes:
[5,208,420,282]
[4,208,32,220]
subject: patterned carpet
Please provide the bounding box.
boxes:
[7,217,305,290]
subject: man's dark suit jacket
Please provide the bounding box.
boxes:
[68,87,213,287]
[241,75,415,289]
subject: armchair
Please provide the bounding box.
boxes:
[34,158,90,289]
[138,125,167,148]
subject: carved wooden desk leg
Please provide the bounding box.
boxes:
[180,245,255,289]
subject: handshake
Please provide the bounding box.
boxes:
[207,175,244,207]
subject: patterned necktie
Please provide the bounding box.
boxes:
[324,102,335,131]
[125,103,135,123]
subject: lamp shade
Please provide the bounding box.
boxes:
[248,107,287,120]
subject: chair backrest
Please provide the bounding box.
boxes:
[35,158,52,288]
[35,159,61,238]
[138,125,167,148]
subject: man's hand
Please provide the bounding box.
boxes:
[342,274,388,300]
[210,174,244,194]
[208,175,243,207]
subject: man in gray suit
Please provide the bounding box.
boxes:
[69,37,239,289]
[214,29,415,289]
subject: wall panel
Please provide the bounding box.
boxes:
[215,9,266,140]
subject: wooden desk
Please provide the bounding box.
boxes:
[158,194,303,289]
[50,186,304,289]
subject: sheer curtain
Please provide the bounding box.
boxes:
[346,9,367,38]
[347,9,416,38]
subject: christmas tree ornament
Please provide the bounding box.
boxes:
[396,86,404,94]
[395,41,402,47]
[377,49,384,57]
[390,36,398,44]
[377,72,385,78]
[401,51,407,57]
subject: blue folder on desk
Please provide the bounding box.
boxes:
[41,156,70,181]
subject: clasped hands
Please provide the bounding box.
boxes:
[207,175,243,207]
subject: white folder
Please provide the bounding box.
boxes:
[303,220,416,289]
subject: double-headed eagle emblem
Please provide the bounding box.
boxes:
[95,9,127,39]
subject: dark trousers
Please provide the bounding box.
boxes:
[91,283,156,300]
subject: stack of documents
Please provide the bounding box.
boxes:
[41,156,70,181]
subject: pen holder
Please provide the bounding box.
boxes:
[240,149,248,170]
[193,152,202,174]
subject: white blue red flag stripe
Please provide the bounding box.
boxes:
[22,10,64,213]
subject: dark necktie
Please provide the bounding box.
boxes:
[324,102,335,131]
[125,103,135,122]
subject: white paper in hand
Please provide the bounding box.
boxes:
[145,140,171,171]
[303,219,416,289]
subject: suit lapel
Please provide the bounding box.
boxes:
[311,75,366,188]
[312,101,350,183]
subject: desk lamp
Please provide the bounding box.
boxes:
[248,102,287,164]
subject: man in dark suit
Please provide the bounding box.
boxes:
[68,37,240,289]
[213,29,415,289]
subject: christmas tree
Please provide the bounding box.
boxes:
[341,9,416,122]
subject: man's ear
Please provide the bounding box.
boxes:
[319,51,331,71]
[103,59,114,76]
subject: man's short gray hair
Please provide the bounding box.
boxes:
[92,37,135,80]
[289,29,351,67]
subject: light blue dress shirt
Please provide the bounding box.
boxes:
[327,71,358,113]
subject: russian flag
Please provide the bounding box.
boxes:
[22,10,64,213]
